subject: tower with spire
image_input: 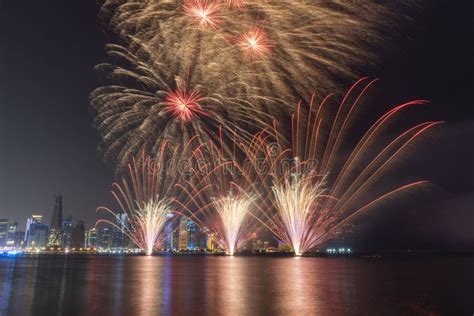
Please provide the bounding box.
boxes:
[47,194,63,248]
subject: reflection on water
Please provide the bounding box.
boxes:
[0,255,473,315]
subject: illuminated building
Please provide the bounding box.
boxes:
[187,220,197,250]
[25,215,49,248]
[6,222,18,247]
[47,195,63,248]
[98,227,113,249]
[26,223,49,248]
[62,217,74,248]
[178,217,188,250]
[85,228,98,248]
[164,215,176,251]
[24,215,41,243]
[0,219,8,247]
[198,227,209,250]
[206,233,216,251]
[112,213,129,249]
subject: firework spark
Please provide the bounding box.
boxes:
[93,1,413,169]
[213,195,254,255]
[99,0,408,105]
[164,88,205,121]
[271,174,327,256]
[244,79,443,255]
[91,42,273,168]
[223,0,245,9]
[97,141,198,255]
[183,0,222,29]
[172,133,264,255]
[237,27,271,59]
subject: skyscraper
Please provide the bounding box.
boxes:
[0,219,8,247]
[62,217,74,248]
[6,222,18,248]
[25,215,49,248]
[187,220,197,250]
[112,213,129,249]
[24,215,43,244]
[70,221,85,249]
[164,213,176,251]
[85,228,98,248]
[47,194,63,247]
[178,217,188,250]
[98,227,113,249]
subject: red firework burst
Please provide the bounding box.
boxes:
[237,27,271,59]
[164,88,205,122]
[183,0,222,29]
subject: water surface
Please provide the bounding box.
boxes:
[0,255,472,315]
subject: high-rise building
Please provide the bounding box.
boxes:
[178,217,188,250]
[25,215,49,248]
[86,228,98,248]
[112,213,129,249]
[164,216,175,251]
[25,219,49,249]
[0,219,9,247]
[70,221,85,249]
[62,217,74,248]
[25,215,43,243]
[47,195,63,247]
[98,227,113,249]
[6,222,18,248]
[197,227,209,250]
[187,221,197,250]
[207,233,216,251]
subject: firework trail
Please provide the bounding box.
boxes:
[172,132,268,255]
[213,195,254,255]
[100,0,407,104]
[246,78,443,255]
[271,174,327,256]
[92,1,414,168]
[96,140,198,255]
[91,41,275,168]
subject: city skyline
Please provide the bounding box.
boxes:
[0,1,472,315]
[0,1,472,252]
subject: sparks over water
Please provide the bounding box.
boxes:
[272,174,327,256]
[214,195,253,255]
[97,141,200,255]
[243,79,443,255]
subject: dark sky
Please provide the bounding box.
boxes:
[0,1,472,250]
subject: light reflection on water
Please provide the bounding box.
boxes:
[0,255,472,315]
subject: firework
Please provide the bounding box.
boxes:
[164,87,206,122]
[97,141,198,255]
[237,27,272,60]
[99,0,408,105]
[173,133,265,255]
[183,0,222,29]
[91,42,274,168]
[271,174,327,256]
[213,195,254,255]
[93,1,414,168]
[223,0,245,9]
[245,79,443,255]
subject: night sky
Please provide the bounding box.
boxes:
[0,1,472,250]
